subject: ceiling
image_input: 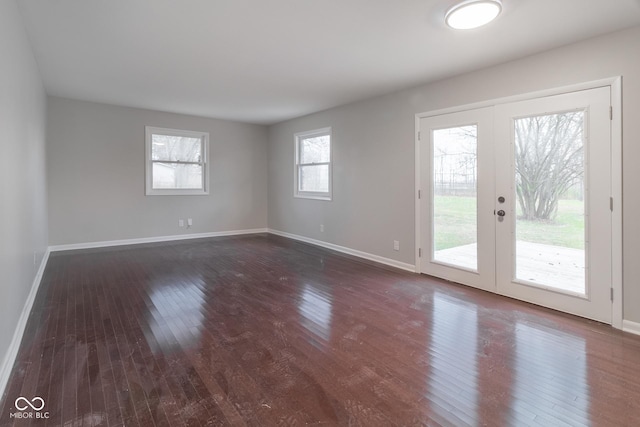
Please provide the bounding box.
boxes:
[18,0,640,125]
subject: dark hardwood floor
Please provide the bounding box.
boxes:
[1,233,640,426]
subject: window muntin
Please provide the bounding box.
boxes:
[295,128,332,200]
[145,126,209,195]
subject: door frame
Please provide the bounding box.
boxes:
[414,77,622,329]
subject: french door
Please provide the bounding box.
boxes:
[419,87,613,323]
[418,107,496,292]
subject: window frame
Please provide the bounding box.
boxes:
[145,126,210,196]
[294,127,332,201]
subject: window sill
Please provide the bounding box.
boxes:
[294,194,332,201]
[146,189,209,196]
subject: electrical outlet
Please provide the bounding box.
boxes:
[393,240,400,251]
[187,218,193,227]
[320,224,324,233]
[179,219,184,227]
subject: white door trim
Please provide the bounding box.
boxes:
[610,77,623,330]
[414,77,623,329]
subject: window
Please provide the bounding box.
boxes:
[145,126,209,196]
[294,127,332,200]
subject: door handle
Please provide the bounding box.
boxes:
[497,210,506,217]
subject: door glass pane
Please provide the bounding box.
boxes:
[433,125,478,270]
[514,111,585,294]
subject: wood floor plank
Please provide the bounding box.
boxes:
[2,233,640,426]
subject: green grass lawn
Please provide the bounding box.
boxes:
[434,196,584,251]
[515,199,584,249]
[434,196,478,251]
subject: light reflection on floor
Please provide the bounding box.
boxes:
[428,293,478,425]
[146,279,206,354]
[512,322,588,425]
[298,283,333,344]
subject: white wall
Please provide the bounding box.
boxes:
[0,0,48,383]
[47,98,268,245]
[268,26,640,322]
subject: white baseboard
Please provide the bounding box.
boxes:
[622,320,640,336]
[48,228,269,252]
[268,229,416,273]
[0,248,51,399]
[47,229,416,275]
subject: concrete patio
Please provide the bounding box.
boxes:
[435,241,585,294]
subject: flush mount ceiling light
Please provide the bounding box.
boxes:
[445,0,502,30]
